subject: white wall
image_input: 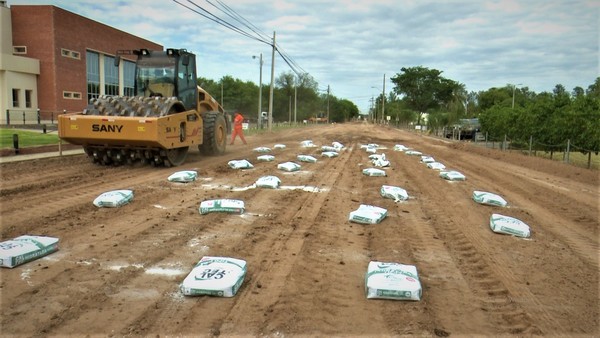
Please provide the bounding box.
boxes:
[0,3,40,124]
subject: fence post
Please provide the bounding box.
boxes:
[37,109,41,124]
[485,132,488,148]
[503,135,507,151]
[13,134,19,154]
[6,109,9,125]
[528,135,532,156]
[565,139,570,164]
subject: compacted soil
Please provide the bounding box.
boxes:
[0,122,598,337]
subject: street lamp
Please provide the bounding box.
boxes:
[512,83,522,109]
[252,53,263,129]
[370,89,379,123]
[371,85,384,124]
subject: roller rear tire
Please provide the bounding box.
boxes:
[200,112,227,155]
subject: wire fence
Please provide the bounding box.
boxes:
[3,109,65,126]
[470,132,598,170]
[402,125,598,170]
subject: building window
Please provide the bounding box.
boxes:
[124,60,135,96]
[104,55,119,96]
[61,48,81,60]
[86,51,100,102]
[63,91,82,100]
[12,89,20,107]
[13,46,27,54]
[25,90,32,108]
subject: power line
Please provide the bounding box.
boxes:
[172,0,269,45]
[212,0,271,43]
[173,0,314,83]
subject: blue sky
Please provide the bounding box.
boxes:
[9,0,599,113]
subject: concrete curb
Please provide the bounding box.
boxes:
[0,149,85,164]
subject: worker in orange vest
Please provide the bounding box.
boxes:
[230,111,247,145]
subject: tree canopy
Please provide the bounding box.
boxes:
[197,71,358,123]
[390,66,464,124]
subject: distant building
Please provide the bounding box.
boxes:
[0,1,162,124]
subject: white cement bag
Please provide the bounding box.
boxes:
[300,140,316,147]
[93,189,133,208]
[473,191,508,207]
[371,154,390,167]
[257,154,275,162]
[405,150,423,156]
[321,145,338,153]
[199,199,245,215]
[380,185,409,202]
[278,161,302,172]
[349,204,388,224]
[332,141,344,150]
[362,168,387,177]
[297,155,317,163]
[421,155,435,163]
[274,144,286,149]
[365,261,422,301]
[440,170,466,181]
[256,175,281,189]
[228,159,254,169]
[0,235,59,268]
[365,146,377,154]
[321,151,339,158]
[393,144,409,151]
[167,170,198,183]
[490,214,530,238]
[181,256,246,297]
[253,146,271,153]
[427,162,446,170]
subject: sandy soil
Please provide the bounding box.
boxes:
[0,122,598,337]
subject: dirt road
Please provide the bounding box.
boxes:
[1,123,598,337]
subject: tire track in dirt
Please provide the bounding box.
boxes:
[429,150,598,333]
[43,173,271,335]
[412,137,598,266]
[0,165,175,236]
[399,132,598,335]
[391,139,543,335]
[2,159,259,335]
[101,141,343,336]
[244,141,396,336]
[2,124,597,336]
[215,141,357,335]
[409,136,599,331]
[374,146,497,335]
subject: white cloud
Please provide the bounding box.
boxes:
[8,0,599,112]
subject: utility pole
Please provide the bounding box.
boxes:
[268,31,276,132]
[253,53,263,128]
[288,95,291,124]
[326,85,330,123]
[294,85,297,124]
[381,73,385,124]
[220,82,224,108]
[511,83,521,109]
[370,96,374,122]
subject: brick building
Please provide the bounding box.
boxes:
[0,2,162,123]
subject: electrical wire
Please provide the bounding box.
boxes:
[172,0,316,85]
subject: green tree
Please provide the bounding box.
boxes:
[390,66,462,124]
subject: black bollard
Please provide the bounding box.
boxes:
[43,124,47,134]
[13,134,19,154]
